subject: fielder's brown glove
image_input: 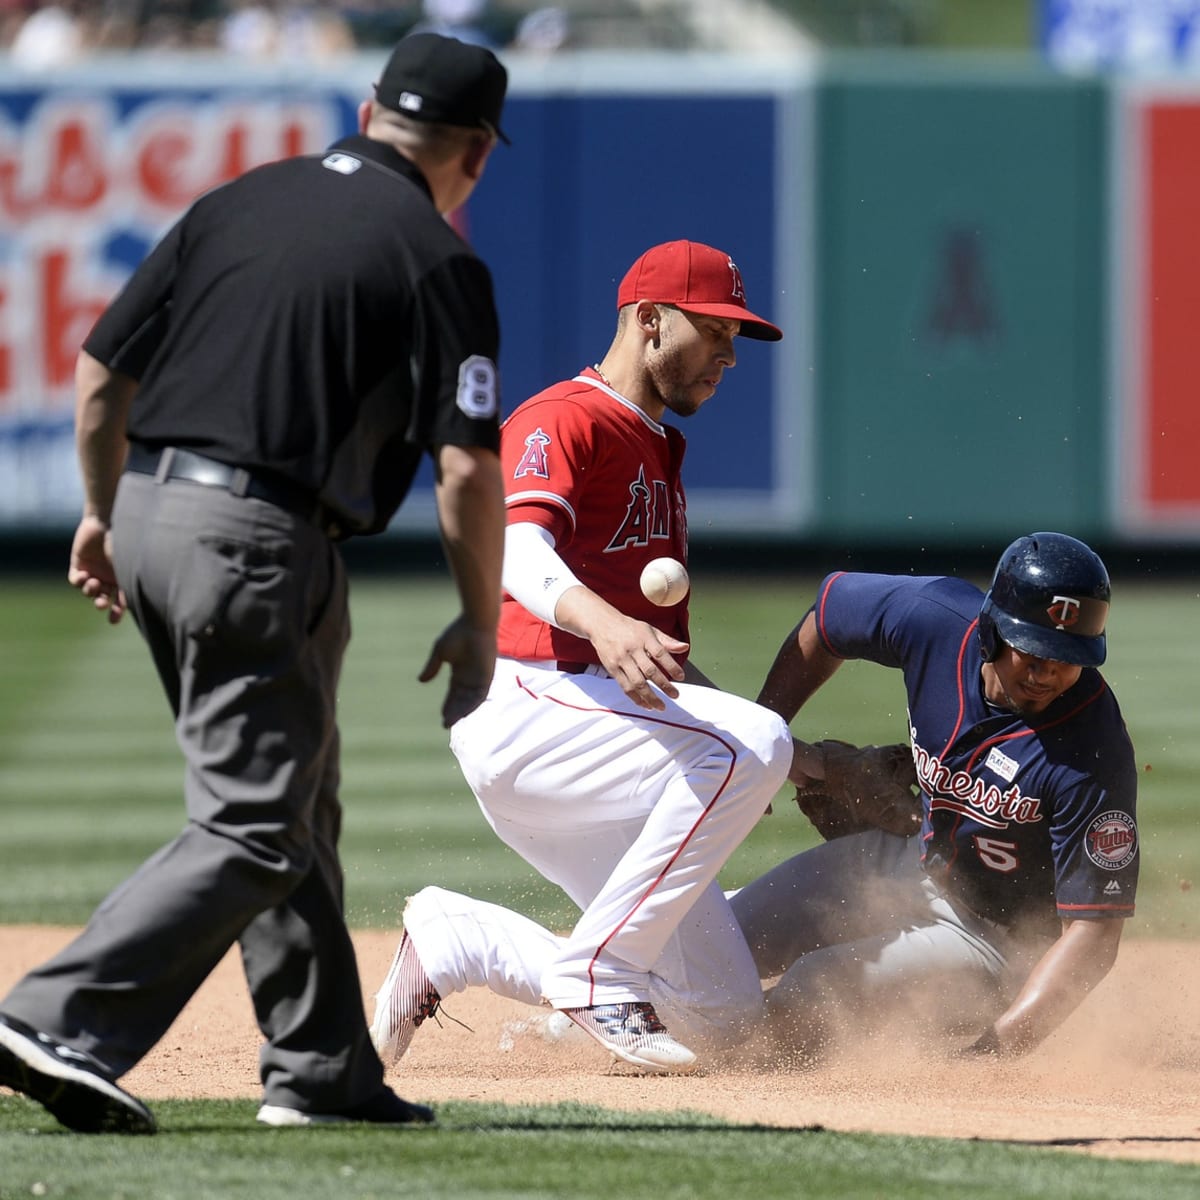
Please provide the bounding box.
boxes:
[794,739,922,840]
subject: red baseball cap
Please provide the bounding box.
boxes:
[616,240,783,342]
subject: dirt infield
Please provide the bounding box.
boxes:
[3,926,1199,1164]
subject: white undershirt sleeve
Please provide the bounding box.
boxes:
[503,521,584,629]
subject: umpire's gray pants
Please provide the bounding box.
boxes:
[2,471,383,1111]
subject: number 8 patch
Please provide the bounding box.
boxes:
[456,355,498,419]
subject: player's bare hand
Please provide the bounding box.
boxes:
[590,614,688,711]
[418,615,497,728]
[67,515,126,625]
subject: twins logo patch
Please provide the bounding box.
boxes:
[1084,810,1138,871]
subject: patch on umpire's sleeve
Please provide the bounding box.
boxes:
[322,152,362,175]
[456,355,498,419]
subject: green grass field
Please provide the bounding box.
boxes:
[1,566,1198,1196]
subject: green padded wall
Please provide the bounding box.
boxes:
[812,61,1108,545]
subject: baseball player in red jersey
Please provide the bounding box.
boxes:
[371,241,806,1072]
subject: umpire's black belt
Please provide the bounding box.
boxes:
[126,445,343,538]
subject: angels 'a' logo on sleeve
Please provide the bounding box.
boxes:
[513,427,552,479]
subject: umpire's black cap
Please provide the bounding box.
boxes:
[375,32,511,145]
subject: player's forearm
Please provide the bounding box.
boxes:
[755,611,844,722]
[75,350,136,523]
[502,521,584,628]
[551,582,625,641]
[435,444,505,633]
[987,918,1123,1054]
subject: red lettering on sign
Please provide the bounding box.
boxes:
[45,118,107,211]
[41,250,107,388]
[0,283,9,398]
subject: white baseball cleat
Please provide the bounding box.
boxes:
[370,930,441,1065]
[561,1002,697,1074]
[256,1087,434,1127]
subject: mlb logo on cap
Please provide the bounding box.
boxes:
[375,32,511,145]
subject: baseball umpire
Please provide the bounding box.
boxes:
[0,32,508,1132]
[370,240,811,1074]
[734,532,1138,1059]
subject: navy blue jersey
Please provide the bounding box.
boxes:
[813,572,1138,938]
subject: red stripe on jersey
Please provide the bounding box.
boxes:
[940,620,979,758]
[963,677,1110,773]
[815,572,849,655]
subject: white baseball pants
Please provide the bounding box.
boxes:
[447,658,792,1027]
[403,883,761,1051]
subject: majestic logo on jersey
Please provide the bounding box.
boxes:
[1084,810,1138,871]
[605,466,673,551]
[913,738,1043,828]
[727,257,746,302]
[1047,595,1082,629]
[513,427,552,479]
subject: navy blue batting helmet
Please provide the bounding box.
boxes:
[978,533,1110,667]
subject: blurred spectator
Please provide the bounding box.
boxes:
[513,4,567,53]
[220,0,279,55]
[409,0,496,48]
[11,1,84,67]
[0,0,32,50]
[1,0,569,56]
[219,0,353,59]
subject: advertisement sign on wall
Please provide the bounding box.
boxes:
[1041,0,1200,71]
[1113,83,1200,536]
[0,74,350,527]
[0,56,812,539]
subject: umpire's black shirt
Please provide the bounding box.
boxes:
[84,133,502,536]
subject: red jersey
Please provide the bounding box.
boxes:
[498,369,690,665]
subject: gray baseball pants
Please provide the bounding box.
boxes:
[730,830,1053,1054]
[1,470,384,1111]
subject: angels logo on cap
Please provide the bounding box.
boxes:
[616,240,783,341]
[728,258,746,302]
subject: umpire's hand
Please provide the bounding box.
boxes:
[68,514,126,625]
[419,615,497,728]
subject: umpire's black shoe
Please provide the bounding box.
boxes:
[0,1011,156,1134]
[256,1086,436,1127]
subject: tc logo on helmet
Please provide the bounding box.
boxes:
[1046,595,1081,629]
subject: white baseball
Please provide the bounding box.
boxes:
[640,557,690,606]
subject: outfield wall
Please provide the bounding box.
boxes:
[0,51,1194,548]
